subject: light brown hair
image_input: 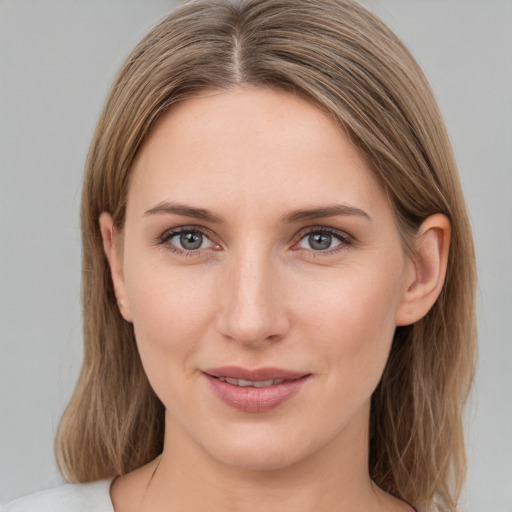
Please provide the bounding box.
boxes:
[56,1,477,510]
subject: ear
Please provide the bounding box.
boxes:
[99,212,133,323]
[395,214,451,326]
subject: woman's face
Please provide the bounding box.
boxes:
[106,87,415,471]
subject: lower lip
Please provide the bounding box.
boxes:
[204,374,310,413]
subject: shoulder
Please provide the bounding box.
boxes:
[1,479,115,512]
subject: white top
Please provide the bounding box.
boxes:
[1,479,115,512]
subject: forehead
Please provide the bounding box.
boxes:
[128,86,388,219]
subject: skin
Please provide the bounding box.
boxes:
[102,87,450,512]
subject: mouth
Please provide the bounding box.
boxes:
[202,367,311,412]
[216,376,286,388]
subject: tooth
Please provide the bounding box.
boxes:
[252,379,275,388]
[222,377,287,387]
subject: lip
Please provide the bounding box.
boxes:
[203,366,311,413]
[203,366,307,381]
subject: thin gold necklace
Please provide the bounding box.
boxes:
[136,455,162,512]
[136,457,381,512]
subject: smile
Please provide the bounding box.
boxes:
[203,367,311,413]
[218,377,285,387]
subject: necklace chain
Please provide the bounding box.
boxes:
[136,454,162,512]
[136,456,380,512]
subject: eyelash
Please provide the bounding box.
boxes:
[158,226,219,257]
[158,225,353,257]
[293,227,353,255]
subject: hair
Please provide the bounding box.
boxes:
[55,1,477,510]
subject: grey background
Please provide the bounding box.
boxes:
[0,0,511,510]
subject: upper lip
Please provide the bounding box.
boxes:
[203,366,309,381]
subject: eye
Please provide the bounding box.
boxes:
[296,228,351,252]
[161,227,218,253]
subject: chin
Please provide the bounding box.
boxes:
[213,444,304,472]
[197,425,319,472]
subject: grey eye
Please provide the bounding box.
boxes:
[169,230,212,251]
[298,231,343,251]
[180,232,203,250]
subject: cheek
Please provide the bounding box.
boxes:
[296,263,404,388]
[124,258,217,386]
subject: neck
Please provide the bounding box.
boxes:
[142,407,379,512]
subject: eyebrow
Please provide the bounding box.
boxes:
[144,201,371,224]
[144,202,225,223]
[282,204,371,223]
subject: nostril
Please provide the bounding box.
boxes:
[216,268,291,345]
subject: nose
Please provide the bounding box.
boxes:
[217,249,290,347]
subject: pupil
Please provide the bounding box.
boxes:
[180,232,203,250]
[309,233,331,250]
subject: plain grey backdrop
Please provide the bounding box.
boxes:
[1,0,511,510]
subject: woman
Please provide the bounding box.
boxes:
[2,0,476,511]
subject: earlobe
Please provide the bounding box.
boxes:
[99,212,133,323]
[395,214,451,326]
